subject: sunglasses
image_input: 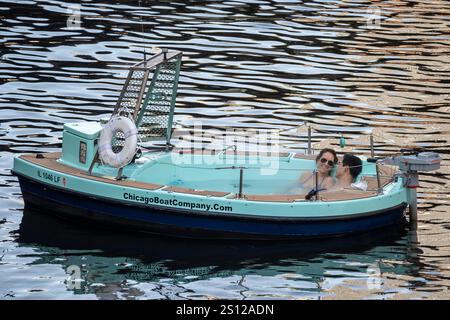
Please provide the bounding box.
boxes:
[320,158,335,166]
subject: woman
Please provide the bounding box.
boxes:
[298,148,337,191]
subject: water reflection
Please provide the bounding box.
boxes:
[1,0,449,299]
[13,208,425,299]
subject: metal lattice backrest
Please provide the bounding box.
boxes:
[111,49,182,148]
[136,56,181,143]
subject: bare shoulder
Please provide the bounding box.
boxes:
[323,176,335,189]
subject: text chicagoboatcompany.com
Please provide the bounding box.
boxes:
[123,192,233,212]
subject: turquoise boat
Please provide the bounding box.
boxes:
[12,50,442,240]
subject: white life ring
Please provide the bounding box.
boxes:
[98,116,138,168]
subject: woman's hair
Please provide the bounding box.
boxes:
[315,148,338,164]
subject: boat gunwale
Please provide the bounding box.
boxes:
[16,152,397,204]
[13,169,407,223]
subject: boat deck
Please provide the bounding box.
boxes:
[19,152,394,202]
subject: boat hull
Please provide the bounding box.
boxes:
[16,172,407,240]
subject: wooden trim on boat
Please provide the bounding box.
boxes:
[37,152,61,159]
[227,194,308,202]
[320,189,377,201]
[19,153,163,191]
[378,164,395,177]
[19,152,392,202]
[361,176,392,190]
[162,186,230,197]
[228,188,377,202]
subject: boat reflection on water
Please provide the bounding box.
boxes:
[17,207,419,299]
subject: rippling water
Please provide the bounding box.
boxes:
[1,0,449,299]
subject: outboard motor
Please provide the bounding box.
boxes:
[383,150,441,229]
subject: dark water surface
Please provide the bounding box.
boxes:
[0,0,449,299]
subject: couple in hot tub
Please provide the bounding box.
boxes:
[298,148,364,194]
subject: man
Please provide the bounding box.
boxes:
[333,154,363,190]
